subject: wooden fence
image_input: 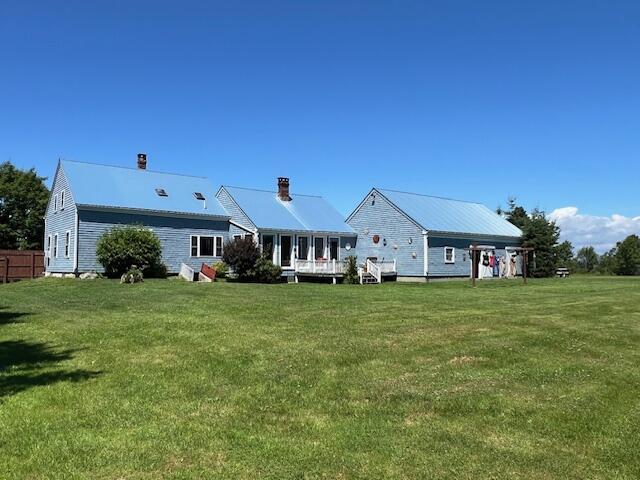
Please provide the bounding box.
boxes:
[0,250,45,283]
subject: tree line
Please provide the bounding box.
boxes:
[500,198,640,277]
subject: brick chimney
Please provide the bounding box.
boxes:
[277,177,291,201]
[137,153,147,170]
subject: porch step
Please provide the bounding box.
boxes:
[361,273,379,285]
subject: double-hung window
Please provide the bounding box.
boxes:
[64,231,71,258]
[53,194,58,212]
[60,190,65,210]
[53,234,59,258]
[444,247,455,264]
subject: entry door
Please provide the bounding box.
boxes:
[281,235,292,267]
[329,237,339,261]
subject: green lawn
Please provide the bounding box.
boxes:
[1,277,639,479]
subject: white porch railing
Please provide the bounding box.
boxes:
[378,260,397,274]
[295,259,344,274]
[366,259,382,283]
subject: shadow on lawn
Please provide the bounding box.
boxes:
[0,308,102,399]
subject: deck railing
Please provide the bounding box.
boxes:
[295,259,344,274]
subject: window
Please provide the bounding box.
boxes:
[47,235,52,257]
[60,190,65,209]
[281,235,292,267]
[444,247,455,263]
[193,192,205,200]
[155,188,168,197]
[191,235,222,257]
[314,237,325,260]
[329,237,339,261]
[297,236,309,260]
[53,194,58,212]
[262,234,275,260]
[53,234,58,258]
[200,236,215,256]
[245,233,254,240]
[64,231,70,258]
[233,234,242,240]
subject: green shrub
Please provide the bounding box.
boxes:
[120,266,144,284]
[96,225,165,278]
[222,237,260,280]
[343,255,359,284]
[249,254,282,283]
[212,261,229,279]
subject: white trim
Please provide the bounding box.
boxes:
[64,230,71,258]
[313,236,327,261]
[444,246,455,264]
[47,234,52,258]
[73,208,79,271]
[54,233,59,258]
[60,190,65,210]
[229,219,256,234]
[190,235,220,258]
[423,231,429,275]
[280,234,294,269]
[53,194,58,212]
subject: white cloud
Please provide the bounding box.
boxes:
[549,207,640,253]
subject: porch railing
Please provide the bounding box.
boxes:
[295,259,344,274]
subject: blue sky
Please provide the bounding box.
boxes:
[1,1,639,250]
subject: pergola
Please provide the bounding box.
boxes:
[468,245,535,287]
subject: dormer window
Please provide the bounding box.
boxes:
[155,188,168,197]
[193,192,205,201]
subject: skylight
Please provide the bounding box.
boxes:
[155,188,168,197]
[194,192,205,200]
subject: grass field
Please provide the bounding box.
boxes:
[1,277,639,479]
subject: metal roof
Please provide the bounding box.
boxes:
[60,160,229,217]
[221,186,355,234]
[376,188,523,238]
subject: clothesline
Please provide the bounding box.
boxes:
[467,245,534,287]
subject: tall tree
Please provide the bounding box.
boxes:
[575,246,599,273]
[0,162,49,250]
[614,235,640,276]
[503,200,561,278]
[555,241,574,269]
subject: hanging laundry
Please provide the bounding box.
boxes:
[509,254,517,277]
[493,254,501,277]
[499,256,507,277]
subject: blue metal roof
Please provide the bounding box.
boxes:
[60,160,228,217]
[221,186,354,234]
[376,188,522,238]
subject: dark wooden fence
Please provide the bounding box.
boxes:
[0,250,45,283]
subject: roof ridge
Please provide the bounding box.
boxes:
[376,187,484,205]
[223,185,323,198]
[61,159,210,180]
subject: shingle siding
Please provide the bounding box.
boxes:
[77,210,229,273]
[44,166,77,273]
[347,192,425,276]
[216,188,256,231]
[427,236,521,277]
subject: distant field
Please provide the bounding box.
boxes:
[1,277,639,479]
